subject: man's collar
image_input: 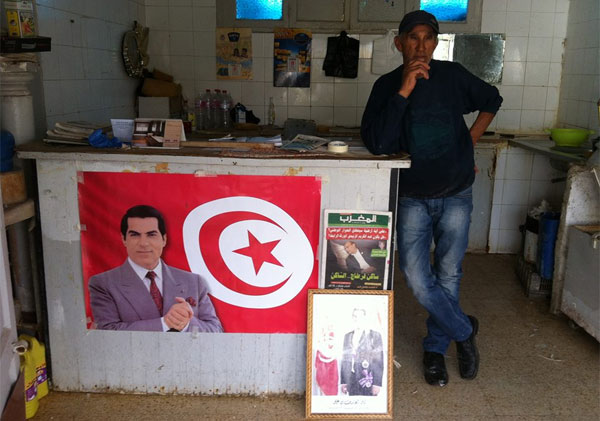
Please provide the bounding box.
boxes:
[127,257,162,281]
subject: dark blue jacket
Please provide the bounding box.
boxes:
[361,59,502,198]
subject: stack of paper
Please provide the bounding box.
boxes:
[280,134,328,151]
[44,121,111,145]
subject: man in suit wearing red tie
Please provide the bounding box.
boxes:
[88,205,223,332]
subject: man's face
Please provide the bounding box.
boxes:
[122,217,167,270]
[344,242,358,255]
[352,309,367,330]
[395,24,438,65]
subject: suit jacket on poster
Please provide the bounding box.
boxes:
[89,259,223,332]
[346,249,376,273]
[340,329,384,395]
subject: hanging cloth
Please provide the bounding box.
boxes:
[322,31,359,78]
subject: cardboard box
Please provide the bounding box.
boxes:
[138,96,182,119]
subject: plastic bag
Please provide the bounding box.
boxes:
[88,129,123,148]
[372,29,403,75]
[322,31,359,78]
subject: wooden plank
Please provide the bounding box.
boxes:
[3,198,35,226]
[182,140,275,149]
[574,225,600,233]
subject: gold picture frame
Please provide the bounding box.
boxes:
[306,289,394,419]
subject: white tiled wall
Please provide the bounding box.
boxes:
[488,145,566,253]
[557,0,599,132]
[142,0,570,131]
[34,1,573,131]
[36,0,145,127]
[32,1,589,254]
[482,0,569,133]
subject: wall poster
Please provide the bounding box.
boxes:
[78,172,321,334]
[216,27,253,79]
[321,210,393,290]
[274,28,311,87]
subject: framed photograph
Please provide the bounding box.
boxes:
[306,289,394,419]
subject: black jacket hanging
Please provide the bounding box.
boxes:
[322,31,359,78]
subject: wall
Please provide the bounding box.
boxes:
[557,0,599,131]
[32,0,574,131]
[488,145,566,253]
[35,0,146,128]
[145,0,569,132]
[32,0,589,254]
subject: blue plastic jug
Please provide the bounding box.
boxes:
[537,212,560,280]
[0,130,15,172]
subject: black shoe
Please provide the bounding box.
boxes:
[423,352,448,386]
[456,315,479,380]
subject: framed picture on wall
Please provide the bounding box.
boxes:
[305,289,394,419]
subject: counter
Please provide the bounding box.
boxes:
[17,141,409,395]
[508,137,589,165]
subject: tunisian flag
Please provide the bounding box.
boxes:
[78,172,321,333]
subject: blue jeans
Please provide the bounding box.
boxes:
[396,186,474,354]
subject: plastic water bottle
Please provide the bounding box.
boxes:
[195,89,211,130]
[211,89,223,128]
[268,97,275,126]
[221,90,233,129]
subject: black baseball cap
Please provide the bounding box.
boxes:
[398,10,440,34]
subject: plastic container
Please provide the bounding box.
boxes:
[195,90,211,130]
[522,215,539,264]
[0,130,15,172]
[221,90,233,129]
[211,89,223,128]
[268,97,275,126]
[537,212,560,280]
[234,103,247,123]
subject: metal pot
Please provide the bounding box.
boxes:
[546,128,595,147]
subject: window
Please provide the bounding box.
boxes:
[236,0,283,20]
[423,0,482,34]
[421,0,468,22]
[217,0,482,34]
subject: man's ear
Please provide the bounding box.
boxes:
[162,234,167,247]
[394,35,403,53]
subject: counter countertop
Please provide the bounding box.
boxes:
[16,140,412,169]
[508,137,591,164]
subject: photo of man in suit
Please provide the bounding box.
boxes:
[344,241,377,274]
[88,205,223,333]
[340,307,384,396]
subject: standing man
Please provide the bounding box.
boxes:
[89,205,223,333]
[361,10,502,386]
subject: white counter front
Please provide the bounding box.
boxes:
[18,142,409,395]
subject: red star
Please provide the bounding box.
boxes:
[233,231,283,274]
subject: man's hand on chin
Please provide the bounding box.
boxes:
[164,297,193,330]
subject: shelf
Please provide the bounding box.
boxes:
[1,36,51,53]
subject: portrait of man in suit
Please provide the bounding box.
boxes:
[344,241,377,274]
[340,307,384,396]
[88,205,223,333]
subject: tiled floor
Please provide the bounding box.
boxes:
[34,254,599,420]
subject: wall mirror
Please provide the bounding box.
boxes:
[437,33,505,84]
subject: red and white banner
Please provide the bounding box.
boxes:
[78,172,321,333]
